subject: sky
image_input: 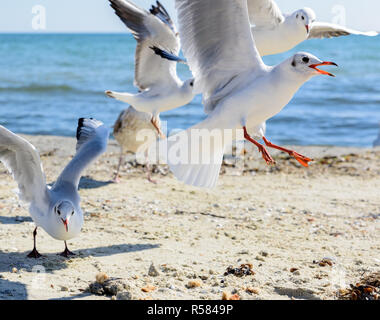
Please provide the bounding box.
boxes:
[0,0,379,33]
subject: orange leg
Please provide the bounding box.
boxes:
[151,116,166,139]
[243,127,275,165]
[262,136,313,167]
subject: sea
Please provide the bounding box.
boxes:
[0,33,379,146]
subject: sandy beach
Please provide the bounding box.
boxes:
[0,134,379,300]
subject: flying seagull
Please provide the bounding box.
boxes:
[105,0,195,138]
[247,0,378,56]
[154,0,338,189]
[0,118,109,257]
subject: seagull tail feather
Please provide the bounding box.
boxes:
[152,125,225,189]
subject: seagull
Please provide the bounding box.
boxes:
[247,0,378,56]
[0,118,109,257]
[105,0,195,138]
[154,0,338,189]
[112,105,160,183]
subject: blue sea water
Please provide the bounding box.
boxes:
[0,33,379,146]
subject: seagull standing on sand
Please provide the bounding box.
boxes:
[157,0,338,189]
[112,106,160,183]
[247,0,378,56]
[105,0,195,138]
[0,119,109,257]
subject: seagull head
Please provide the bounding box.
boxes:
[182,78,198,95]
[54,201,75,233]
[293,8,316,34]
[289,52,338,78]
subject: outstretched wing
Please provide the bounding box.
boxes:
[56,119,110,189]
[175,0,266,113]
[247,0,284,29]
[0,126,48,204]
[309,22,378,39]
[109,0,180,90]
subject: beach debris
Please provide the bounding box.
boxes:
[259,251,268,257]
[313,258,334,267]
[148,263,160,277]
[141,285,156,293]
[224,263,255,277]
[11,267,18,273]
[88,276,130,296]
[89,282,104,295]
[246,287,259,295]
[340,272,380,300]
[187,280,202,289]
[290,268,299,273]
[60,286,69,292]
[222,291,241,300]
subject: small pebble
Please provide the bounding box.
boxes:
[148,263,160,277]
[116,292,132,300]
[187,280,201,288]
[96,272,109,284]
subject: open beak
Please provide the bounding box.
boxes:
[61,218,69,232]
[309,61,338,77]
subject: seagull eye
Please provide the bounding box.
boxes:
[57,209,61,215]
[302,57,310,64]
[72,211,74,216]
[190,81,194,87]
[302,16,305,20]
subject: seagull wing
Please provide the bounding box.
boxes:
[0,126,48,206]
[56,119,109,189]
[247,0,285,28]
[309,22,378,39]
[109,0,180,90]
[175,0,266,113]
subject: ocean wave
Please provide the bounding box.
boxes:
[0,84,103,95]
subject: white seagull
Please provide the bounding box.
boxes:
[248,0,378,56]
[0,119,109,257]
[105,0,195,138]
[156,0,338,189]
[112,106,160,183]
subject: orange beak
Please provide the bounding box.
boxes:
[309,61,338,77]
[61,218,69,232]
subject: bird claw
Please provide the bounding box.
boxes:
[147,177,158,184]
[112,176,121,184]
[291,152,313,167]
[58,249,76,258]
[259,147,276,165]
[27,248,43,259]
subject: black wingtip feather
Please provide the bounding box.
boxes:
[150,46,186,64]
[76,117,94,141]
[77,118,85,140]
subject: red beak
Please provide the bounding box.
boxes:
[309,61,338,77]
[61,218,69,232]
[306,25,309,33]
